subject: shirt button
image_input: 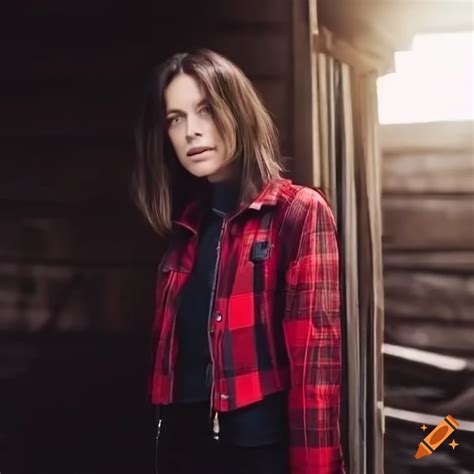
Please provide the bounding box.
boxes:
[209,327,215,334]
[215,312,223,322]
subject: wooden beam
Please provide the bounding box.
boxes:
[385,270,474,323]
[386,321,474,353]
[312,26,394,75]
[210,0,289,23]
[383,251,474,274]
[382,196,474,251]
[291,0,318,185]
[382,151,474,194]
[380,122,474,153]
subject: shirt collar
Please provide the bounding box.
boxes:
[172,178,292,235]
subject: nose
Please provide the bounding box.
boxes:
[185,114,203,141]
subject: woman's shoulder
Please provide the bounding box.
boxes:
[276,182,336,237]
[278,180,331,210]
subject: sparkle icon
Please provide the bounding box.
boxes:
[420,425,428,431]
[448,439,459,450]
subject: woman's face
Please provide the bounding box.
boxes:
[164,73,238,183]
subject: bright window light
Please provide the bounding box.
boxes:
[377,31,474,124]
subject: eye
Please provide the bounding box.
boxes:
[200,105,211,115]
[168,116,181,126]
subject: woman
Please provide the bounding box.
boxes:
[133,48,345,474]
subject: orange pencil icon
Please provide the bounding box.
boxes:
[415,415,459,459]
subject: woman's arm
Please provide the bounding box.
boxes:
[282,189,345,474]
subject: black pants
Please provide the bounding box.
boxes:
[155,403,290,474]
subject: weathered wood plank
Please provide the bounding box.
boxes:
[0,217,161,265]
[380,121,474,153]
[383,151,474,194]
[7,2,140,15]
[205,32,290,78]
[3,25,287,80]
[383,196,474,250]
[1,79,140,137]
[290,0,315,185]
[2,42,149,82]
[2,136,131,172]
[2,11,148,46]
[0,262,156,332]
[384,270,474,323]
[386,321,474,353]
[252,79,289,121]
[9,0,289,23]
[383,251,474,273]
[210,0,289,23]
[2,84,288,154]
[3,33,289,136]
[1,136,132,201]
[251,78,290,148]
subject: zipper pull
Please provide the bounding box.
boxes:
[154,417,162,474]
[212,412,220,441]
[156,418,162,441]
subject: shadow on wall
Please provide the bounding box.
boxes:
[0,262,158,474]
[1,332,157,474]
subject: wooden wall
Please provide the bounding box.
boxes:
[1,2,297,471]
[1,0,294,331]
[1,3,296,472]
[381,121,474,356]
[381,121,474,474]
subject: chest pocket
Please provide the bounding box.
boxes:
[158,230,194,274]
[154,235,193,330]
[153,236,194,374]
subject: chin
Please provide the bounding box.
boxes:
[186,162,221,178]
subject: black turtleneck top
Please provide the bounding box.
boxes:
[174,179,241,402]
[170,178,287,447]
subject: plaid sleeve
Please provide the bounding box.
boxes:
[282,190,345,474]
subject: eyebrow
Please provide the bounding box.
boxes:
[166,99,208,117]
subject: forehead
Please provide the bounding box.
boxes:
[165,73,206,112]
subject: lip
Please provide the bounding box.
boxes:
[187,146,214,157]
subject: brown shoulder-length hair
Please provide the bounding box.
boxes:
[132,48,287,238]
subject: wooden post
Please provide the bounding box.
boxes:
[291,0,320,186]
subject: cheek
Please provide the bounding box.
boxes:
[168,129,185,153]
[211,125,223,143]
[210,127,226,154]
[216,148,228,165]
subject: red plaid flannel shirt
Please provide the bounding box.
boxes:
[150,178,345,473]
